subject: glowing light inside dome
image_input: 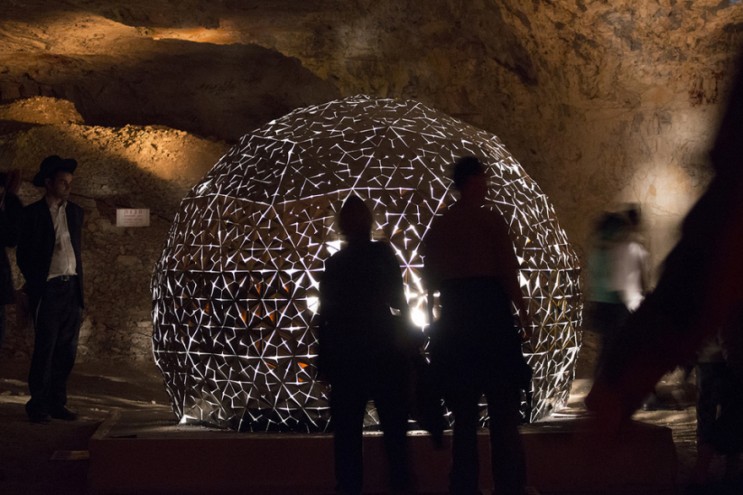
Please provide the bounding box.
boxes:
[151,95,583,432]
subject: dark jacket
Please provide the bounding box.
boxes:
[0,192,22,304]
[16,198,84,309]
[318,240,407,380]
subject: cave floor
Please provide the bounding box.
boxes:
[0,354,739,495]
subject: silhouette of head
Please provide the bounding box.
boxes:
[623,203,641,228]
[452,155,488,205]
[338,195,373,242]
[595,212,629,242]
[452,155,486,190]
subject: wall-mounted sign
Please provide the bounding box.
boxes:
[116,208,150,227]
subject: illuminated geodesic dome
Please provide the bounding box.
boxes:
[151,95,582,431]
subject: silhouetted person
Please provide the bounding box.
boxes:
[424,156,531,495]
[585,48,743,435]
[318,195,413,494]
[690,324,743,492]
[18,156,84,423]
[0,169,22,349]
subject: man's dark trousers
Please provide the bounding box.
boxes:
[27,276,82,414]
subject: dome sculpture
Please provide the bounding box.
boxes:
[151,95,582,431]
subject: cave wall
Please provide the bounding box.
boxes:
[0,97,228,360]
[1,0,742,363]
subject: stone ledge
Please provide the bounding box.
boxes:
[88,410,676,494]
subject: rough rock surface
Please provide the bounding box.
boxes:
[0,97,228,362]
[1,1,742,365]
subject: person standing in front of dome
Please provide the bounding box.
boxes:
[318,195,414,494]
[424,156,532,495]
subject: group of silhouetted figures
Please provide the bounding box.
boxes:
[318,156,533,495]
[320,51,743,493]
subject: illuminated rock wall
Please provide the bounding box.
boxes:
[151,95,582,431]
[3,1,738,367]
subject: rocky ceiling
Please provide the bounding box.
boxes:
[1,0,742,361]
[3,1,740,220]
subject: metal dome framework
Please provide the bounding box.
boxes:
[151,95,582,431]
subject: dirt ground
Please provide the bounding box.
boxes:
[0,344,741,495]
[0,354,171,495]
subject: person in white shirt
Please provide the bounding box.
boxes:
[17,155,84,423]
[587,212,649,375]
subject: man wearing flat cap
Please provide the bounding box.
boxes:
[17,155,84,423]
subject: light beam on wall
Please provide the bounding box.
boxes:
[151,95,583,431]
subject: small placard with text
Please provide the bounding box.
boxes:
[116,208,150,227]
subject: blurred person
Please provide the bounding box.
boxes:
[0,168,22,349]
[586,210,660,407]
[318,195,413,494]
[585,49,743,434]
[622,203,697,408]
[17,155,84,424]
[585,213,634,374]
[585,212,650,362]
[423,156,532,495]
[616,204,650,313]
[622,203,645,244]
